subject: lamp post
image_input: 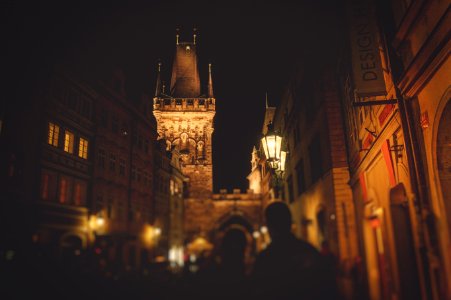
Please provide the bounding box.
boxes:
[261,122,287,199]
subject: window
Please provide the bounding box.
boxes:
[41,169,57,201]
[131,165,136,180]
[41,173,49,200]
[47,122,60,146]
[109,154,116,172]
[137,168,142,182]
[64,130,74,154]
[98,149,106,169]
[78,138,89,159]
[119,159,126,176]
[144,172,149,186]
[170,179,175,195]
[309,135,323,183]
[74,182,81,205]
[296,159,306,196]
[59,177,68,203]
[73,181,86,206]
[100,109,108,127]
[112,115,119,133]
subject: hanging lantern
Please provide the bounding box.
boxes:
[261,122,283,170]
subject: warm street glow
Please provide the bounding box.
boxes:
[253,231,260,239]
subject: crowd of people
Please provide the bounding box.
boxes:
[3,201,342,300]
[183,201,341,300]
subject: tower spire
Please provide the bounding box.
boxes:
[193,27,197,45]
[154,61,162,97]
[208,63,214,98]
[176,28,180,45]
[265,92,269,108]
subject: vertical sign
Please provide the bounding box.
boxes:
[347,0,386,97]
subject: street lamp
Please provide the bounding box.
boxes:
[261,122,287,199]
[261,122,283,170]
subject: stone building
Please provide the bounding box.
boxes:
[153,141,187,267]
[336,0,450,299]
[90,70,157,272]
[153,31,263,255]
[1,70,95,264]
[269,62,358,298]
[388,0,450,298]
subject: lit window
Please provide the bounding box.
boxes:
[64,131,74,154]
[59,177,67,203]
[170,179,175,196]
[47,122,59,146]
[78,138,88,159]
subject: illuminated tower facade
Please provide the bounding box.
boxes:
[153,30,215,199]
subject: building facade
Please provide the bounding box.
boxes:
[268,63,359,298]
[1,70,95,267]
[336,0,450,299]
[153,141,187,267]
[90,70,157,273]
[389,0,450,298]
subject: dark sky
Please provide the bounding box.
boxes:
[5,0,342,192]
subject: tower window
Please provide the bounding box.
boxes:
[47,122,59,147]
[64,130,74,154]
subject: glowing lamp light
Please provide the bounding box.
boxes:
[155,227,161,236]
[261,122,283,170]
[96,216,105,227]
[279,150,287,172]
[260,226,268,234]
[253,231,261,239]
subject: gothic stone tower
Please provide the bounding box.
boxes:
[153,31,215,200]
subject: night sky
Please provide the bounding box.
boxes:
[5,0,342,192]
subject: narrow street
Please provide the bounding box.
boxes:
[3,1,451,299]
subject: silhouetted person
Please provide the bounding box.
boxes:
[251,201,338,300]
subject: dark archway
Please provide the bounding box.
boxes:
[218,214,254,234]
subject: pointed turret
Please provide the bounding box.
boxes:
[262,93,276,134]
[169,29,201,98]
[193,27,197,45]
[154,62,162,97]
[208,63,214,98]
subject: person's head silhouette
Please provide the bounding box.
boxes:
[265,201,292,240]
